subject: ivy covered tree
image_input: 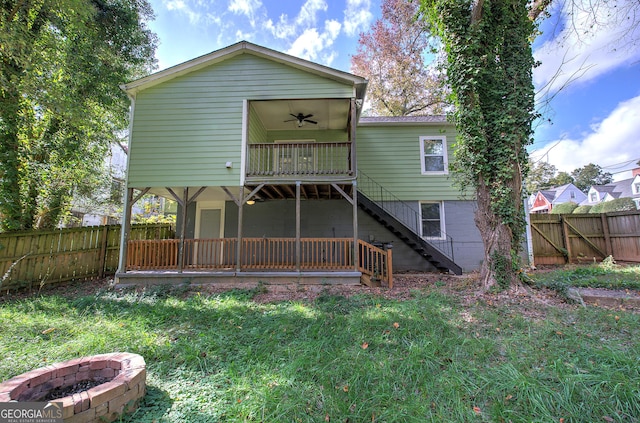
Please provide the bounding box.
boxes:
[350,0,448,116]
[420,0,538,291]
[0,0,157,231]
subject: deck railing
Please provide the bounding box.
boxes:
[357,239,393,288]
[126,238,392,286]
[246,142,352,178]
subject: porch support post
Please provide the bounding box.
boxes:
[178,187,188,273]
[296,181,301,271]
[236,186,244,272]
[117,187,134,274]
[350,97,357,176]
[352,180,359,271]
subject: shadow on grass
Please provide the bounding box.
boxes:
[120,385,173,423]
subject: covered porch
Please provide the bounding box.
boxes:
[117,236,392,288]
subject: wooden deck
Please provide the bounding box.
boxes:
[121,238,392,288]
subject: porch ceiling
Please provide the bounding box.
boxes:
[251,99,351,131]
[250,183,353,201]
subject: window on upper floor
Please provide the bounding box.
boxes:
[590,192,598,202]
[570,191,576,199]
[420,136,448,174]
[420,201,445,239]
[635,183,640,194]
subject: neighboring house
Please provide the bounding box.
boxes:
[582,169,640,209]
[529,183,587,213]
[115,41,483,286]
[67,144,128,227]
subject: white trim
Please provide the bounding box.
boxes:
[241,100,248,186]
[419,136,448,175]
[117,95,136,274]
[419,201,446,240]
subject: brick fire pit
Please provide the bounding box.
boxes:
[0,353,146,423]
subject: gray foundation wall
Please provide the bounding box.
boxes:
[221,199,483,272]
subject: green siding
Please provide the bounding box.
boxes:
[128,54,355,187]
[357,125,461,201]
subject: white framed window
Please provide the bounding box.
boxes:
[634,198,640,210]
[420,136,448,174]
[634,183,640,194]
[420,201,445,240]
[590,192,598,202]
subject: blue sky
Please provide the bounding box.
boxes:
[146,0,640,179]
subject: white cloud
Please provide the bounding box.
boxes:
[287,19,342,62]
[530,95,640,173]
[343,0,373,36]
[228,0,263,26]
[165,0,202,24]
[534,0,640,95]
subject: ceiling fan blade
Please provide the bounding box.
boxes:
[283,118,297,122]
[304,119,317,124]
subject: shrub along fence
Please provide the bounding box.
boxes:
[0,224,174,292]
[530,211,640,265]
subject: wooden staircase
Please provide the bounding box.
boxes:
[357,173,463,275]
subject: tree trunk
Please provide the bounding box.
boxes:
[475,173,524,293]
[0,88,26,231]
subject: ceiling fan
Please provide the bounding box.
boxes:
[284,113,317,127]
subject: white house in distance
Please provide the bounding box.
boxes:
[583,168,640,209]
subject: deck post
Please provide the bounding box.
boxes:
[352,180,359,271]
[177,187,188,273]
[236,186,244,272]
[117,187,134,274]
[296,181,301,271]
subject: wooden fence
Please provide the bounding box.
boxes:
[0,224,174,291]
[530,211,640,265]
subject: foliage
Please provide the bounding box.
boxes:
[420,0,537,290]
[572,204,592,214]
[549,171,574,187]
[0,0,157,232]
[589,198,636,214]
[132,195,177,225]
[571,163,613,193]
[525,160,558,193]
[2,284,639,421]
[550,201,578,214]
[350,0,448,116]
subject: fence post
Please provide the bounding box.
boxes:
[600,213,613,257]
[98,225,109,278]
[386,248,393,289]
[561,216,572,263]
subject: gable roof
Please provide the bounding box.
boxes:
[121,41,368,98]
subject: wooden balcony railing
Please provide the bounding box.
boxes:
[246,142,353,178]
[126,238,392,287]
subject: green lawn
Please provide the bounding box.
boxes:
[1,266,639,422]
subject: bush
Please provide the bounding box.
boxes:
[551,201,579,214]
[572,205,592,214]
[589,198,636,213]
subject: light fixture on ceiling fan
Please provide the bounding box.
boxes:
[284,113,317,127]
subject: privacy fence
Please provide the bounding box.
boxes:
[0,224,174,292]
[530,211,640,265]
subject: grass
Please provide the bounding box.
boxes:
[529,258,640,292]
[1,273,639,422]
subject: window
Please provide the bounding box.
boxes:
[570,191,576,200]
[635,183,640,194]
[420,202,445,239]
[420,136,448,174]
[590,192,598,202]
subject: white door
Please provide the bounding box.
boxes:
[196,204,224,266]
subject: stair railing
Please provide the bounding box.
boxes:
[357,171,455,261]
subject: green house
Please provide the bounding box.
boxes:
[116,41,482,288]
